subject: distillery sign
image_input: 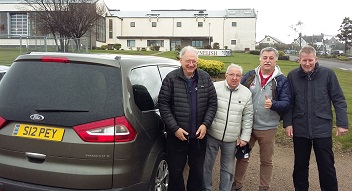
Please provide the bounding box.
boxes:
[197,49,231,56]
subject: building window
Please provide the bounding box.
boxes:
[192,41,203,47]
[127,40,135,47]
[232,22,237,27]
[10,13,28,35]
[108,19,113,39]
[96,16,106,42]
[152,22,157,27]
[231,40,237,45]
[147,40,164,47]
[266,38,270,41]
[177,22,181,27]
[0,13,7,35]
[130,22,135,27]
[198,22,203,27]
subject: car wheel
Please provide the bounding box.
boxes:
[149,153,169,191]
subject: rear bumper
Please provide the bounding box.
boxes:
[0,177,148,191]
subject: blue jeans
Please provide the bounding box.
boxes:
[293,137,338,191]
[203,135,236,191]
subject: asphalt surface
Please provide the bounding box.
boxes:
[289,55,352,72]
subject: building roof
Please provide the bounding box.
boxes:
[109,9,257,18]
[258,35,284,44]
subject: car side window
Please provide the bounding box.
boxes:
[159,66,179,81]
[130,66,161,111]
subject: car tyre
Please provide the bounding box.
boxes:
[149,153,169,191]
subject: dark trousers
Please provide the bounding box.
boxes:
[292,137,338,191]
[166,134,206,191]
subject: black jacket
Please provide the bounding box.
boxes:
[158,67,217,135]
[283,63,349,138]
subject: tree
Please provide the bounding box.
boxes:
[23,0,107,51]
[336,17,352,55]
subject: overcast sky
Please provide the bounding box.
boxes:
[104,0,351,44]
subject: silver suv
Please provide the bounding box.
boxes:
[0,52,180,190]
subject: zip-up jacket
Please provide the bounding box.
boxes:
[158,67,217,136]
[283,63,348,138]
[241,65,291,130]
[208,81,253,142]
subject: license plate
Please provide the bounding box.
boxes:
[12,124,65,141]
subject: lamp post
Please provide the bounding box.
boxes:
[208,23,211,47]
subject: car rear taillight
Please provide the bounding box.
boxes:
[0,116,7,129]
[73,117,137,143]
[41,56,69,63]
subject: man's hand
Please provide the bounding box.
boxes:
[196,124,207,139]
[336,127,348,136]
[237,139,248,147]
[174,128,189,141]
[264,94,272,109]
[285,126,293,137]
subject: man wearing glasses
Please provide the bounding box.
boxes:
[203,64,253,191]
[158,46,217,191]
[232,47,291,191]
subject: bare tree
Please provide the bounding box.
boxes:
[23,0,107,51]
[336,17,352,55]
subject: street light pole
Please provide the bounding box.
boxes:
[208,23,211,47]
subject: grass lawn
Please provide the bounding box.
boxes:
[1,48,351,152]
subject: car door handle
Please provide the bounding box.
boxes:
[25,152,46,163]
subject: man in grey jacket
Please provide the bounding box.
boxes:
[233,47,291,191]
[203,64,253,191]
[283,45,349,191]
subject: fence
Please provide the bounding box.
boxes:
[0,35,89,54]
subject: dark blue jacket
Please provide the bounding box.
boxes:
[283,63,349,138]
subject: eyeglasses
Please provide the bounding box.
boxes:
[184,60,197,64]
[227,73,242,78]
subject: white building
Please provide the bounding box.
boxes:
[0,0,257,51]
[104,9,257,51]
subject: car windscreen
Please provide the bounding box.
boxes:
[0,61,123,127]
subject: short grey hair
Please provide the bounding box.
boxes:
[259,47,279,61]
[299,45,316,56]
[179,46,199,59]
[226,63,243,74]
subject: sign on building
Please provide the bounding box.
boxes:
[197,49,232,57]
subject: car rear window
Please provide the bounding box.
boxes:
[0,61,123,126]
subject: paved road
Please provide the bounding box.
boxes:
[289,55,352,72]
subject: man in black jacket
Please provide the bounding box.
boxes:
[283,45,349,191]
[158,46,217,191]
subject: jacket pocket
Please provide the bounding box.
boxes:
[315,111,332,120]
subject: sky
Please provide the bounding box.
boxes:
[103,0,351,44]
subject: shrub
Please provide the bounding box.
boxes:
[141,47,146,51]
[175,45,182,51]
[197,58,224,76]
[249,50,260,55]
[279,55,290,60]
[213,43,220,49]
[203,45,212,49]
[113,43,121,50]
[100,45,108,50]
[337,56,349,61]
[150,46,160,51]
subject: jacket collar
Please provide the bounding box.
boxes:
[177,67,199,81]
[225,80,240,91]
